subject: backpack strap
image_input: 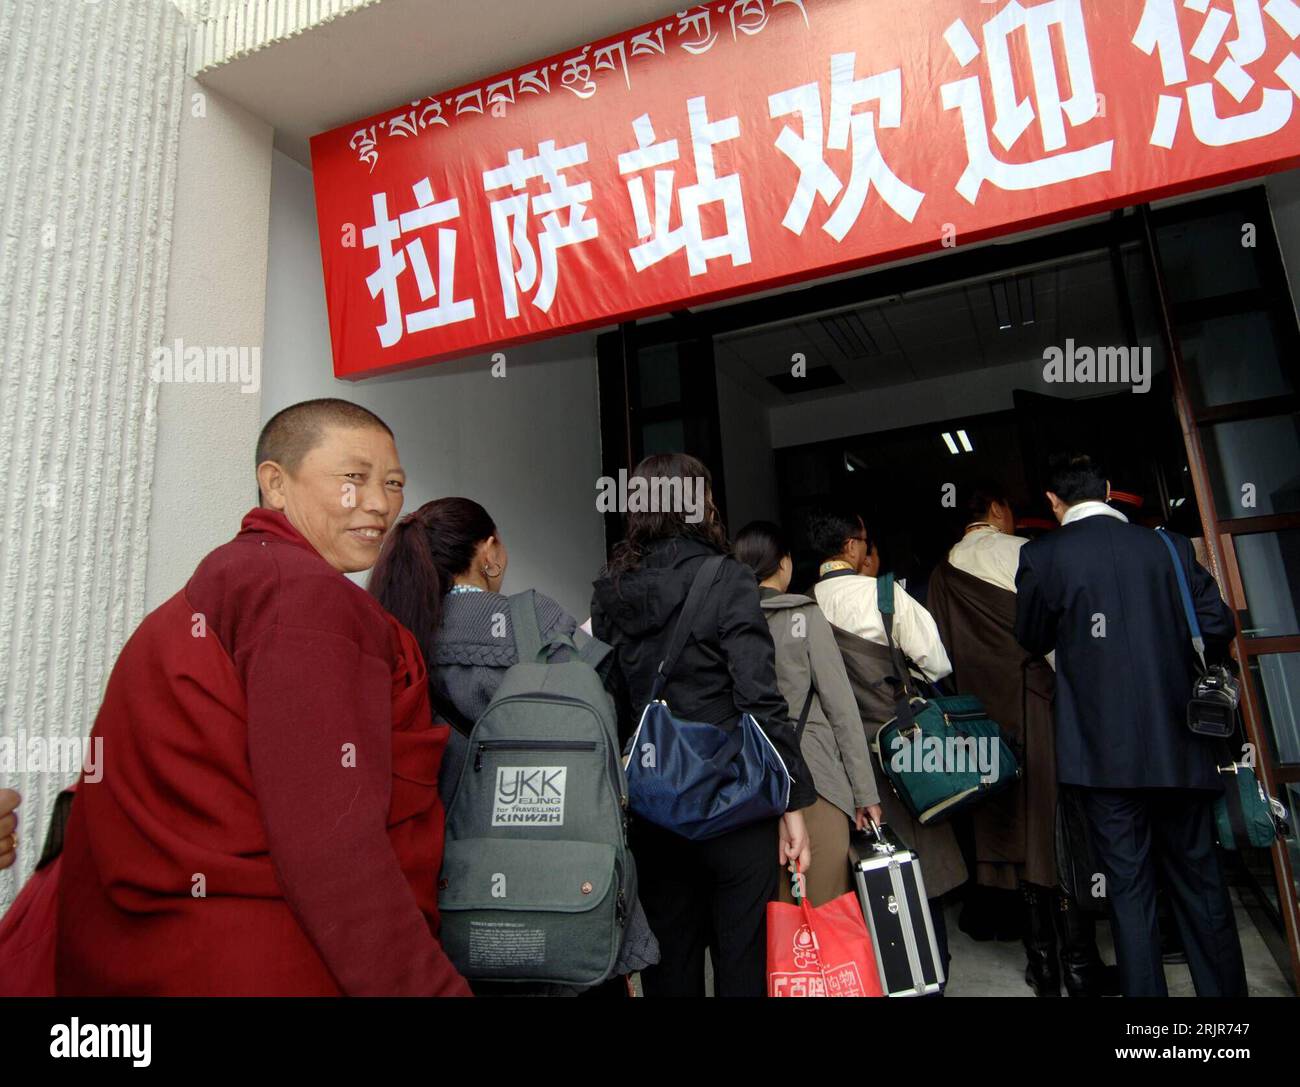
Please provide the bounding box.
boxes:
[507,589,578,664]
[650,554,726,703]
[508,590,545,662]
[1156,528,1207,673]
[431,689,477,737]
[574,628,612,671]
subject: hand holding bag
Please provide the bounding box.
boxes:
[766,864,883,998]
[624,555,792,841]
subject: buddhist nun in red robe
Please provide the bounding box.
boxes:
[55,399,471,996]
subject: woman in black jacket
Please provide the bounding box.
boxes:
[591,453,814,997]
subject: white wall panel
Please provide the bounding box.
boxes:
[0,0,187,908]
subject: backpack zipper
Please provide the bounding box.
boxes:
[474,739,598,771]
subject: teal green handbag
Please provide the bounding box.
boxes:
[1214,761,1282,851]
[869,574,1020,825]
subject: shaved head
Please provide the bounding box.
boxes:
[256,399,393,490]
[255,399,406,571]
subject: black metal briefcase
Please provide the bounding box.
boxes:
[849,823,944,997]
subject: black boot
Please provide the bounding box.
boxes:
[1055,894,1121,997]
[1021,884,1061,997]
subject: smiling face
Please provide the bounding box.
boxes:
[257,424,406,573]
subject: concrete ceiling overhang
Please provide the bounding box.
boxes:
[194,0,681,167]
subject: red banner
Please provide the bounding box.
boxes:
[311,0,1300,378]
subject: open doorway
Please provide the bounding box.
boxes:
[714,238,1188,594]
[597,184,1300,992]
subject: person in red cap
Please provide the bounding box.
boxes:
[55,398,471,996]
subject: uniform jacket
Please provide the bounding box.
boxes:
[1014,513,1235,790]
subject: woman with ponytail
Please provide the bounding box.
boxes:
[368,497,658,995]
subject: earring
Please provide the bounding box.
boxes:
[482,562,502,579]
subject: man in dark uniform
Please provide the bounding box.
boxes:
[1014,453,1247,997]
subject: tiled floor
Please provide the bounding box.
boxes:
[678,889,1294,997]
[943,889,1294,997]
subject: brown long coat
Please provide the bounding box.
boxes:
[827,624,968,898]
[927,561,1057,890]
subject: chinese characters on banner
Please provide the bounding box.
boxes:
[310,0,1300,378]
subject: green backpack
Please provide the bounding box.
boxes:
[437,591,634,987]
[869,574,1021,824]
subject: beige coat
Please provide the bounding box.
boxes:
[759,590,879,817]
[819,616,970,899]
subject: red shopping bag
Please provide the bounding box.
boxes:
[766,877,883,998]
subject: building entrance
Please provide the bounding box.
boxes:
[598,184,1300,992]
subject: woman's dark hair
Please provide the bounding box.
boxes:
[966,480,1011,523]
[368,497,496,667]
[1047,452,1108,505]
[806,507,869,562]
[605,453,729,578]
[733,520,790,583]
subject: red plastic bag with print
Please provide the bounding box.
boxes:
[767,868,883,998]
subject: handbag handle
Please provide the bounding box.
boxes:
[1155,529,1207,673]
[649,554,726,703]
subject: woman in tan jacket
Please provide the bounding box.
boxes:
[735,521,883,907]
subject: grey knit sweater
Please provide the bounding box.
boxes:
[430,588,659,981]
[432,589,575,797]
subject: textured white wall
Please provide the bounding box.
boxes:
[189,0,380,73]
[262,150,609,619]
[0,0,188,908]
[144,80,272,611]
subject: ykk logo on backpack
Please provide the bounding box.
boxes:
[492,766,567,826]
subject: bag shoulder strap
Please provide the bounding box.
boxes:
[875,573,912,699]
[1156,528,1206,672]
[431,689,477,737]
[793,686,815,744]
[508,589,577,664]
[508,589,545,662]
[651,553,726,702]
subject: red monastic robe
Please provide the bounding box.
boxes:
[55,509,471,996]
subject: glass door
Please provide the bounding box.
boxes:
[1145,187,1300,990]
[596,322,728,555]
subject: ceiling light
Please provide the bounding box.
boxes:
[957,429,973,453]
[942,432,960,455]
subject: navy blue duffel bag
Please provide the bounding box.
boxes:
[624,554,791,841]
